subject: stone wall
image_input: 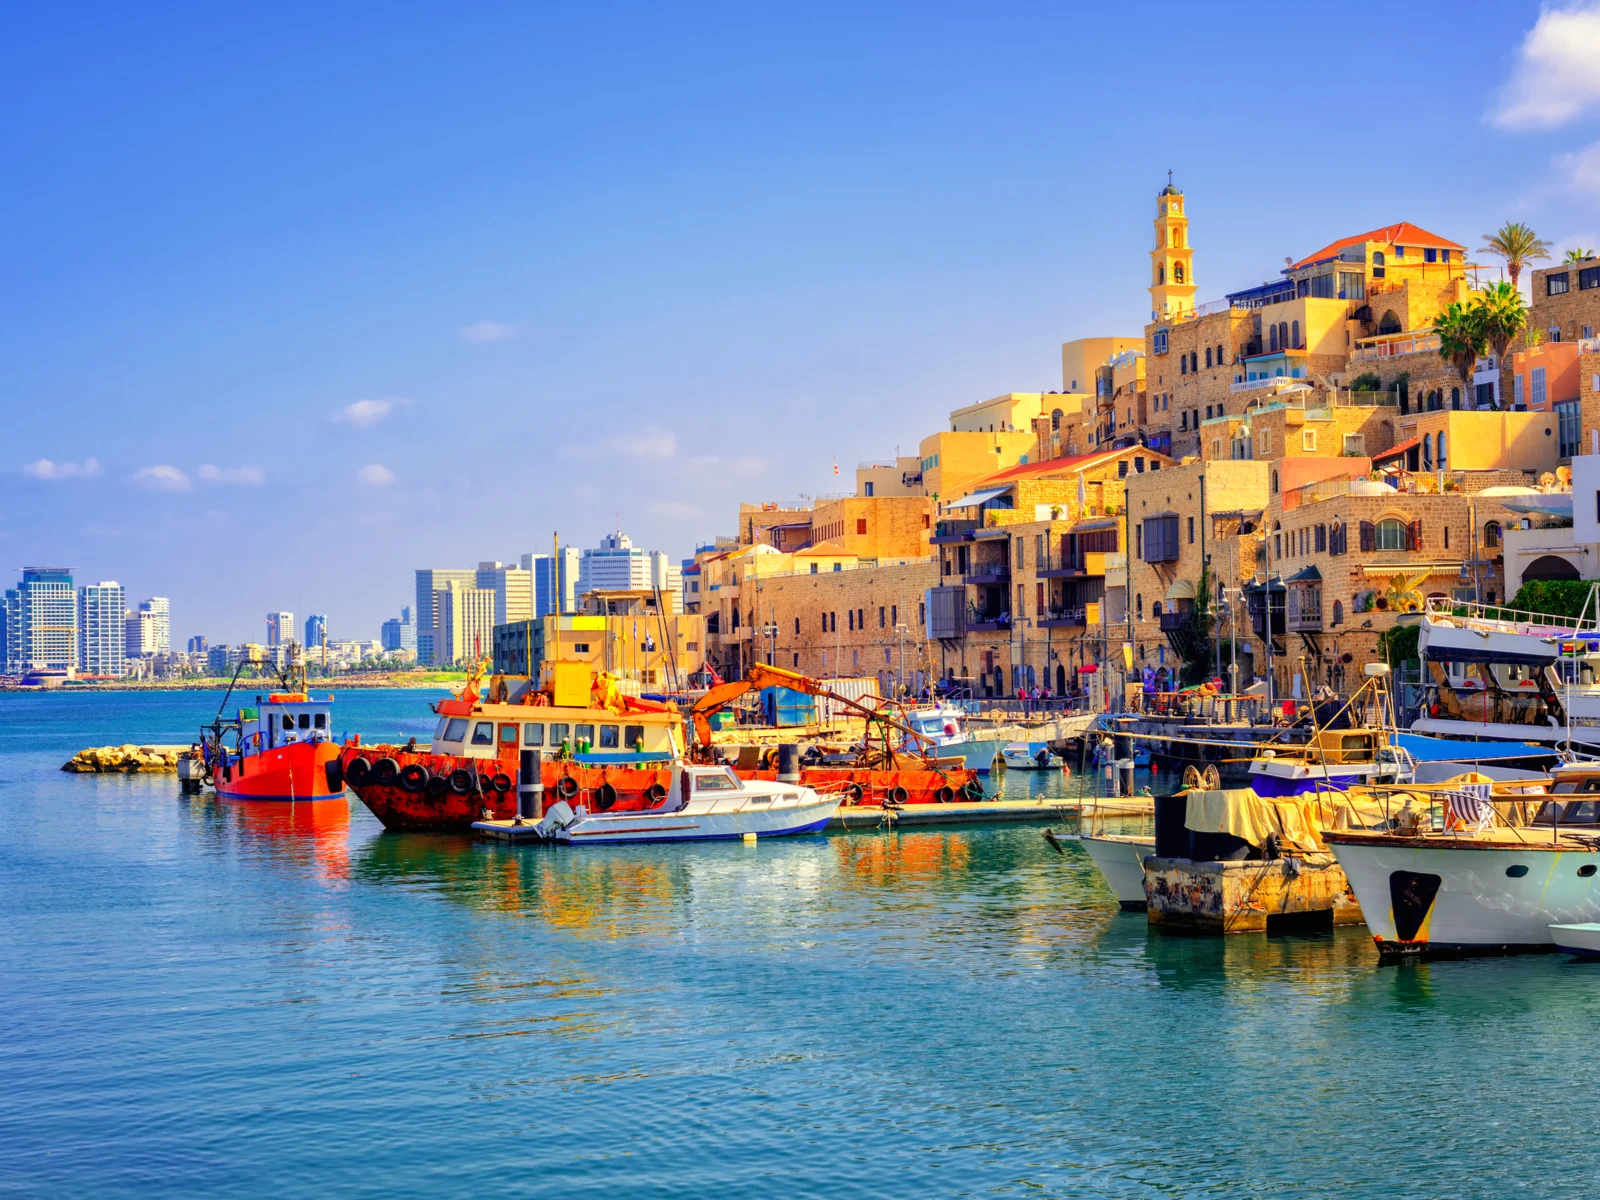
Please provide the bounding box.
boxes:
[1529,262,1600,343]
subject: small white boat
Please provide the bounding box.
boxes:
[1079,833,1153,910]
[1549,923,1600,958]
[902,704,1004,773]
[532,765,840,845]
[1001,741,1055,770]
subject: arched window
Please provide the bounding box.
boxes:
[1051,408,1063,430]
[1217,343,1225,365]
[1269,324,1279,352]
[1180,355,1187,376]
[1422,433,1433,470]
[1192,351,1199,373]
[1332,600,1344,626]
[1291,320,1300,349]
[1437,432,1447,468]
[1485,521,1502,548]
[1205,347,1212,369]
[1372,250,1386,278]
[1174,262,1185,283]
[1153,601,1164,617]
[1451,387,1461,410]
[1378,310,1402,335]
[1272,470,1279,493]
[1279,322,1289,352]
[1158,264,1165,284]
[1136,593,1144,620]
[1376,518,1408,550]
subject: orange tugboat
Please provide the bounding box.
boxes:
[200,648,344,802]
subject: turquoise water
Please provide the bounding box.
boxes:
[2,689,1596,1198]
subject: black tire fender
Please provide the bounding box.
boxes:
[370,757,399,785]
[399,764,429,793]
[448,768,474,796]
[345,756,371,785]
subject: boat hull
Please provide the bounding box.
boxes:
[553,807,837,845]
[1079,834,1153,910]
[1549,923,1600,957]
[741,765,983,805]
[1247,763,1375,797]
[1325,834,1600,957]
[214,740,344,802]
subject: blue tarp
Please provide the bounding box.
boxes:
[1396,732,1557,762]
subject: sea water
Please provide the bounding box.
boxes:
[1,689,1595,1198]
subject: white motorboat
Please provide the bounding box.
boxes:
[532,764,840,845]
[1078,833,1153,910]
[1549,923,1600,958]
[902,704,1004,773]
[1001,741,1055,770]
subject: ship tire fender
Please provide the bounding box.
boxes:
[325,759,345,793]
[491,772,513,794]
[346,756,372,785]
[477,774,495,796]
[646,782,668,803]
[448,768,474,796]
[370,757,399,786]
[963,780,984,802]
[595,782,618,811]
[846,783,864,804]
[556,775,580,799]
[889,785,909,804]
[399,764,429,793]
[935,786,954,804]
[426,775,449,798]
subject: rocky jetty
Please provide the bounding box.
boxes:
[62,744,189,773]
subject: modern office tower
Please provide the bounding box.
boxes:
[265,611,294,647]
[435,581,496,666]
[78,581,126,677]
[15,567,76,672]
[475,561,533,626]
[380,606,417,653]
[140,597,171,653]
[207,645,230,674]
[304,614,327,649]
[0,589,15,673]
[520,548,581,617]
[414,569,476,665]
[380,617,402,651]
[397,605,416,651]
[578,530,649,594]
[187,635,208,654]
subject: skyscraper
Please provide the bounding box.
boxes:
[436,581,496,666]
[78,581,126,677]
[414,570,476,665]
[187,635,208,654]
[520,548,581,617]
[476,561,532,626]
[382,606,417,653]
[305,614,327,648]
[0,590,15,674]
[15,568,76,672]
[266,611,294,647]
[140,597,171,654]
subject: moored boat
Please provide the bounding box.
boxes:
[1079,833,1154,910]
[201,648,343,802]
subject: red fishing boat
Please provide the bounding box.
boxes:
[200,650,344,802]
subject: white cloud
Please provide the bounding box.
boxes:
[459,320,520,344]
[1552,228,1600,261]
[357,463,395,487]
[23,457,101,480]
[563,428,679,462]
[1557,140,1600,192]
[132,465,192,492]
[687,454,771,477]
[1490,4,1600,129]
[198,464,266,485]
[650,500,701,518]
[334,398,407,428]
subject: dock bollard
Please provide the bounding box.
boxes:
[517,749,544,823]
[777,743,799,784]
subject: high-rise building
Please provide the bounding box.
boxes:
[140,597,170,654]
[476,561,533,626]
[78,581,126,677]
[436,581,496,666]
[187,635,208,654]
[304,614,327,649]
[0,589,16,674]
[381,605,417,653]
[14,568,76,672]
[265,611,294,647]
[207,645,230,674]
[414,570,476,665]
[520,548,581,617]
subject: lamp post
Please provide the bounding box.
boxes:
[1256,528,1277,713]
[894,622,909,698]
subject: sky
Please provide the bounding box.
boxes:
[3,1,1600,644]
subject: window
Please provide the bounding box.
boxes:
[523,723,545,747]
[1135,457,1145,473]
[1269,323,1279,352]
[1376,519,1408,550]
[856,518,867,535]
[848,610,854,631]
[499,724,518,746]
[597,724,620,749]
[1302,430,1316,452]
[1438,432,1447,469]
[1174,262,1184,283]
[794,617,800,635]
[1548,272,1570,296]
[1188,516,1195,544]
[1422,433,1432,471]
[1136,593,1144,620]
[1372,250,1385,278]
[1272,470,1279,494]
[443,718,468,743]
[1425,247,1438,263]
[1557,400,1581,459]
[574,723,595,745]
[1581,266,1600,291]
[1217,343,1225,364]
[1332,600,1343,626]
[696,770,740,792]
[810,563,818,574]
[1191,351,1198,373]
[1451,386,1461,410]
[879,606,886,628]
[1152,601,1163,618]
[1485,521,1502,548]
[1532,366,1547,408]
[1291,320,1300,349]
[1141,515,1180,562]
[1259,429,1272,455]
[549,723,571,747]
[1514,374,1524,407]
[1118,460,1128,478]
[1343,433,1365,456]
[1180,355,1187,376]
[864,482,873,496]
[1205,347,1212,368]
[624,724,644,750]
[471,722,495,746]
[1153,329,1169,354]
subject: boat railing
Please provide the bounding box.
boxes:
[1419,681,1555,727]
[1119,689,1267,724]
[1424,593,1600,639]
[951,696,1096,720]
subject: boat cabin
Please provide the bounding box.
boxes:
[238,692,334,757]
[431,703,683,764]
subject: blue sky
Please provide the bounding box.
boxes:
[4,1,1599,644]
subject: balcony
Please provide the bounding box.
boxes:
[967,616,1013,633]
[964,566,1011,586]
[931,519,978,544]
[1286,602,1323,633]
[1158,610,1194,633]
[1351,331,1440,362]
[1039,609,1087,629]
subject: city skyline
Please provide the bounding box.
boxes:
[4,3,1599,641]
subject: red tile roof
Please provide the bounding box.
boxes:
[1293,223,1465,270]
[967,446,1166,491]
[1371,437,1419,463]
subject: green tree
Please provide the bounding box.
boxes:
[1564,248,1596,266]
[1472,281,1528,387]
[1508,580,1600,621]
[1177,563,1217,687]
[1478,221,1551,290]
[1432,301,1487,397]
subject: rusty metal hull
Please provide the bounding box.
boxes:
[1143,855,1364,934]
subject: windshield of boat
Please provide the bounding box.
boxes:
[696,769,742,792]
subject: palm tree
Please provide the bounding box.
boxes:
[1479,221,1551,289]
[1565,247,1597,266]
[1473,280,1529,365]
[1434,301,1488,401]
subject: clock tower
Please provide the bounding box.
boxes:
[1149,175,1196,321]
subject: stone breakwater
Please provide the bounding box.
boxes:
[62,745,188,773]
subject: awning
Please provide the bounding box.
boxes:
[1165,578,1196,601]
[1395,733,1559,763]
[942,487,1009,510]
[1285,565,1322,583]
[1361,562,1461,575]
[1073,518,1119,531]
[1372,437,1418,464]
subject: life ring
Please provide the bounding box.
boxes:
[646,782,668,803]
[426,775,449,798]
[448,768,474,796]
[491,773,513,794]
[846,783,864,804]
[935,786,954,803]
[556,775,580,799]
[399,764,429,793]
[888,785,909,804]
[345,756,372,785]
[370,757,399,785]
[595,782,618,810]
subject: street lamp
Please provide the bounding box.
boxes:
[894,622,910,698]
[1255,528,1278,713]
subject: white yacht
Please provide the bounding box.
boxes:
[902,704,1005,773]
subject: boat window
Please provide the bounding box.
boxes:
[314,713,326,729]
[624,724,644,749]
[444,718,468,742]
[549,723,570,747]
[522,723,544,747]
[599,724,620,748]
[574,724,595,745]
[498,724,518,746]
[1341,735,1372,752]
[470,722,495,746]
[298,713,312,730]
[436,717,451,739]
[696,771,740,791]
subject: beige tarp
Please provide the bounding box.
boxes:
[1184,789,1347,853]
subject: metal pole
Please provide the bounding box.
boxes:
[517,748,543,823]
